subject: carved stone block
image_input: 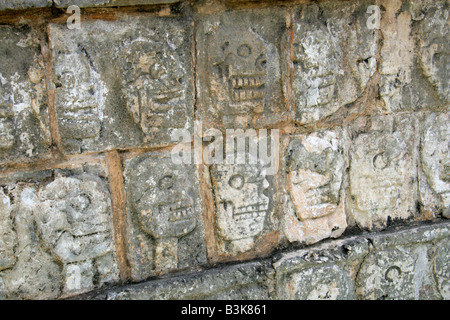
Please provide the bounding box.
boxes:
[292,1,378,124]
[419,113,450,218]
[282,130,347,245]
[196,8,287,129]
[49,15,194,154]
[123,152,207,281]
[348,114,418,230]
[0,162,119,299]
[0,25,51,164]
[209,160,275,256]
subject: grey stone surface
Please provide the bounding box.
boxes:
[0,0,179,10]
[49,14,194,154]
[123,151,207,281]
[380,0,448,112]
[92,260,271,300]
[292,0,378,124]
[196,8,287,129]
[0,161,120,299]
[210,159,276,255]
[0,0,52,10]
[356,222,450,300]
[419,112,450,218]
[0,25,51,164]
[434,238,450,299]
[347,114,419,230]
[282,130,347,245]
[273,237,369,300]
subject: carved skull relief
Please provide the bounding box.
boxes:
[120,41,187,140]
[54,52,101,141]
[284,131,347,244]
[287,131,344,221]
[211,163,269,253]
[35,176,116,294]
[128,156,197,271]
[349,116,416,230]
[209,26,268,115]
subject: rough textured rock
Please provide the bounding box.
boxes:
[356,222,450,300]
[380,0,448,112]
[123,151,207,281]
[0,25,50,164]
[291,0,378,124]
[196,8,287,130]
[49,15,194,154]
[209,160,276,256]
[419,113,450,218]
[282,130,347,245]
[273,237,369,300]
[90,260,271,300]
[347,114,419,230]
[0,162,119,299]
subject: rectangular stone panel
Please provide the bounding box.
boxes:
[196,7,288,130]
[355,222,450,300]
[273,237,369,300]
[418,112,450,218]
[87,260,271,300]
[49,14,194,154]
[122,151,207,281]
[291,0,378,124]
[379,0,449,113]
[347,114,419,230]
[281,130,348,245]
[0,160,120,299]
[0,25,51,164]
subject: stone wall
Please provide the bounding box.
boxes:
[0,0,448,300]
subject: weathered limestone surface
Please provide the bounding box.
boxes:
[123,151,207,281]
[0,25,51,164]
[0,161,120,299]
[89,260,271,300]
[380,0,449,112]
[49,14,194,154]
[0,0,448,300]
[347,114,419,230]
[0,0,179,10]
[282,130,348,245]
[196,8,287,129]
[292,0,378,124]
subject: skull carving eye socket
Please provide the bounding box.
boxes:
[237,44,252,58]
[159,175,174,190]
[229,174,245,190]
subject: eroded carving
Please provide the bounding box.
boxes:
[54,51,103,150]
[120,41,187,141]
[0,84,14,150]
[0,189,15,271]
[210,162,269,253]
[127,156,199,273]
[35,176,117,294]
[349,115,416,230]
[209,27,268,115]
[421,113,450,217]
[292,3,377,123]
[284,131,347,244]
